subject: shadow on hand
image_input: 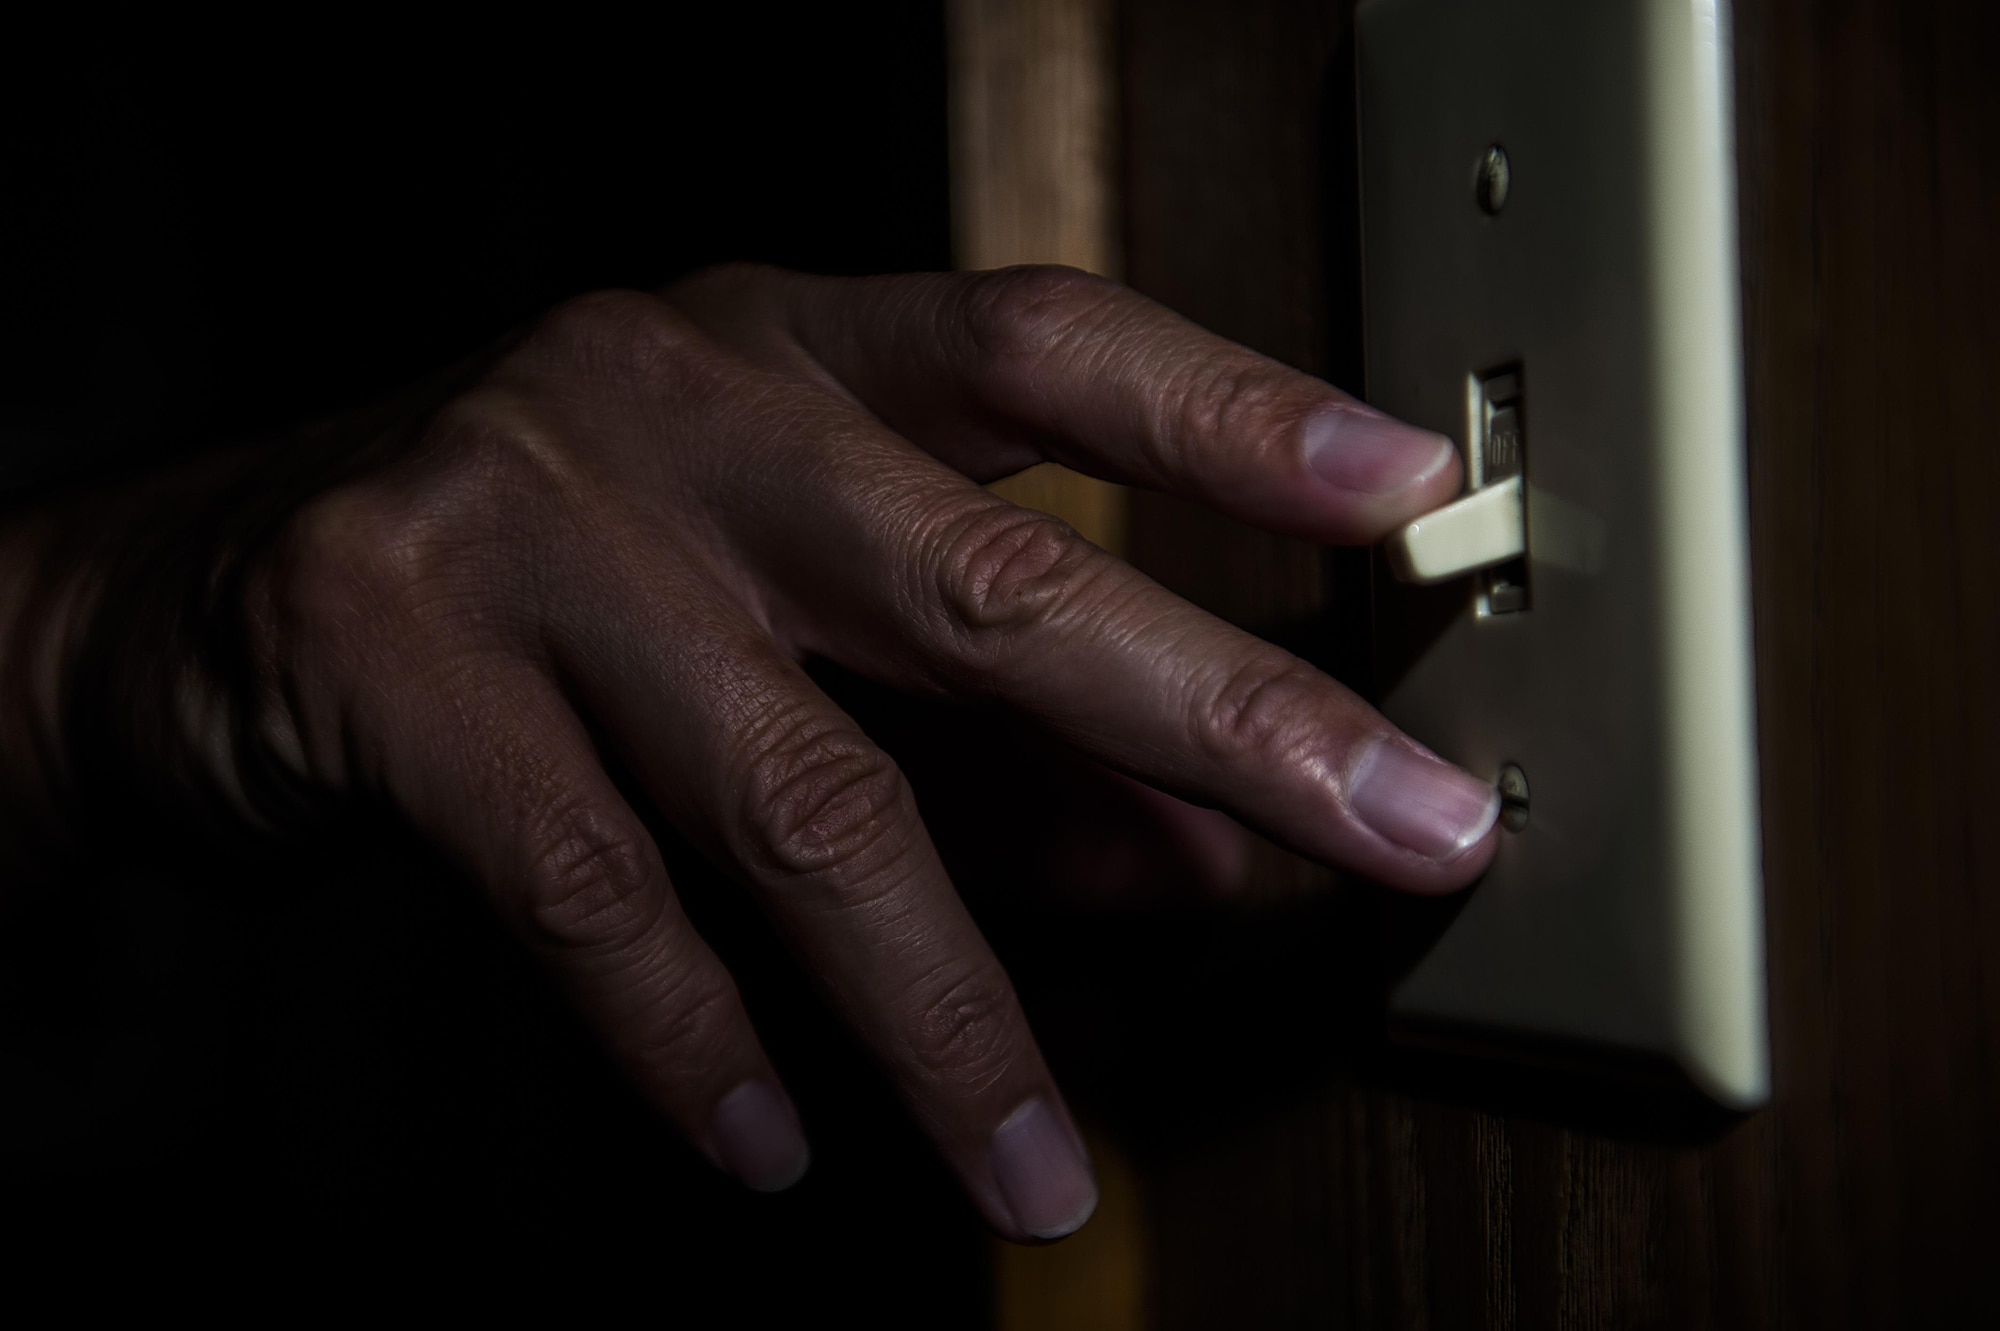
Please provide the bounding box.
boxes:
[822,667,1749,1156]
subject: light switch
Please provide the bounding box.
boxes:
[1385,475,1524,586]
[1386,366,1531,596]
[1359,0,1767,1106]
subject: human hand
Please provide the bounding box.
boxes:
[3,265,1498,1239]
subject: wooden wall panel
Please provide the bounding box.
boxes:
[1085,0,2000,1325]
[949,0,1128,556]
[948,5,1147,1328]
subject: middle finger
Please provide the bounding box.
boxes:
[544,514,1100,1242]
[704,389,1500,894]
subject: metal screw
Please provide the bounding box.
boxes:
[1476,144,1511,215]
[1497,762,1530,832]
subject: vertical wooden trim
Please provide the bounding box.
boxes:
[949,0,1121,277]
[948,0,1128,556]
[949,5,1145,1327]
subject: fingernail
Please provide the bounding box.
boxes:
[1349,739,1501,861]
[989,1098,1098,1240]
[1304,408,1456,495]
[710,1081,811,1193]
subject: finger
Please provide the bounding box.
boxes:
[585,327,1500,894]
[373,648,811,1193]
[919,497,1501,891]
[721,437,1499,893]
[666,264,1462,545]
[548,537,1100,1241]
[839,679,1252,903]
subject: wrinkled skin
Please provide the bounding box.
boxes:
[0,265,1500,1240]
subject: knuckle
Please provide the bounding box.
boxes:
[1163,357,1297,465]
[520,802,666,953]
[903,964,1024,1093]
[274,436,544,646]
[1195,655,1331,773]
[276,483,456,636]
[933,503,1106,643]
[422,386,584,507]
[256,475,536,785]
[527,287,702,384]
[663,260,784,308]
[738,714,912,885]
[622,963,745,1084]
[275,483,402,609]
[964,264,1122,364]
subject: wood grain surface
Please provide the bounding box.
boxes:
[949,0,1129,555]
[993,0,2000,1325]
[947,4,1150,1327]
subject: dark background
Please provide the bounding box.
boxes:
[1,12,952,481]
[1,10,997,1317]
[10,3,2000,1324]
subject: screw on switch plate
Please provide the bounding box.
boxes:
[1476,143,1511,215]
[1497,762,1530,831]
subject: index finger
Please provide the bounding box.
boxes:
[672,376,1501,894]
[669,264,1462,546]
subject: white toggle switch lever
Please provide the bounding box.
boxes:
[1385,475,1525,584]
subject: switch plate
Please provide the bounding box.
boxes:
[1359,0,1767,1106]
